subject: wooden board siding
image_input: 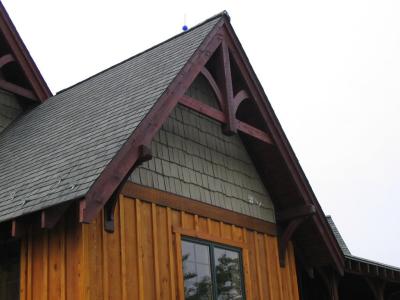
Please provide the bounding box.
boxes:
[20,195,299,300]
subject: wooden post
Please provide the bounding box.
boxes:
[317,267,340,300]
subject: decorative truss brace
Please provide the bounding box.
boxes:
[0,53,37,100]
[178,42,274,145]
[277,204,316,267]
[81,19,281,227]
[103,144,152,233]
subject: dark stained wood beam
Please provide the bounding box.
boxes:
[80,20,226,224]
[179,95,273,144]
[0,79,36,100]
[277,204,316,222]
[104,144,152,233]
[0,53,14,68]
[122,182,277,236]
[200,67,224,109]
[237,120,273,144]
[104,192,119,233]
[136,144,153,165]
[344,256,400,284]
[279,217,305,267]
[40,202,71,229]
[11,219,25,238]
[0,2,52,101]
[317,267,340,300]
[180,95,226,122]
[220,40,236,135]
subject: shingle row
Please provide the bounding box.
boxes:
[0,16,221,222]
[130,104,275,222]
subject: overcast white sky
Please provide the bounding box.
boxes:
[4,0,400,266]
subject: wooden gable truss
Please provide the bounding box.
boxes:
[75,13,344,275]
[0,2,51,102]
[5,12,343,277]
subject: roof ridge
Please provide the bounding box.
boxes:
[56,10,229,95]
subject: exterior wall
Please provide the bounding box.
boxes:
[130,104,275,222]
[19,193,299,300]
[0,89,23,134]
[19,210,83,300]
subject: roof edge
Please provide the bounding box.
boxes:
[79,14,227,223]
[222,19,345,274]
[0,1,52,101]
[57,11,230,95]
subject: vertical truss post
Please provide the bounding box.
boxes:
[220,40,236,135]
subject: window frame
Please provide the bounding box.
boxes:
[174,225,249,300]
[181,236,246,300]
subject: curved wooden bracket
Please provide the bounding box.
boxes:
[279,217,305,267]
[200,67,224,109]
[82,144,153,225]
[103,144,152,232]
[278,204,315,267]
[135,144,153,166]
[104,192,119,233]
[0,53,14,68]
[233,89,250,115]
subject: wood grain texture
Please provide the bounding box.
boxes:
[122,182,277,236]
[19,193,299,300]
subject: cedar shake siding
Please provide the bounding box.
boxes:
[0,89,22,134]
[130,76,275,222]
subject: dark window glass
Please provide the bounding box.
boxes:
[182,240,213,299]
[181,238,245,300]
[214,247,243,299]
[0,240,20,300]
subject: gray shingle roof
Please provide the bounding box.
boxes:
[0,14,222,223]
[326,215,352,256]
[327,216,400,272]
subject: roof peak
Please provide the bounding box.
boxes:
[56,11,229,95]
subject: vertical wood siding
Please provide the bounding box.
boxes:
[20,196,299,300]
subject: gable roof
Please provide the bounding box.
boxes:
[0,13,222,223]
[0,2,51,101]
[0,10,345,273]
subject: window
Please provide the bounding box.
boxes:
[181,237,245,300]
